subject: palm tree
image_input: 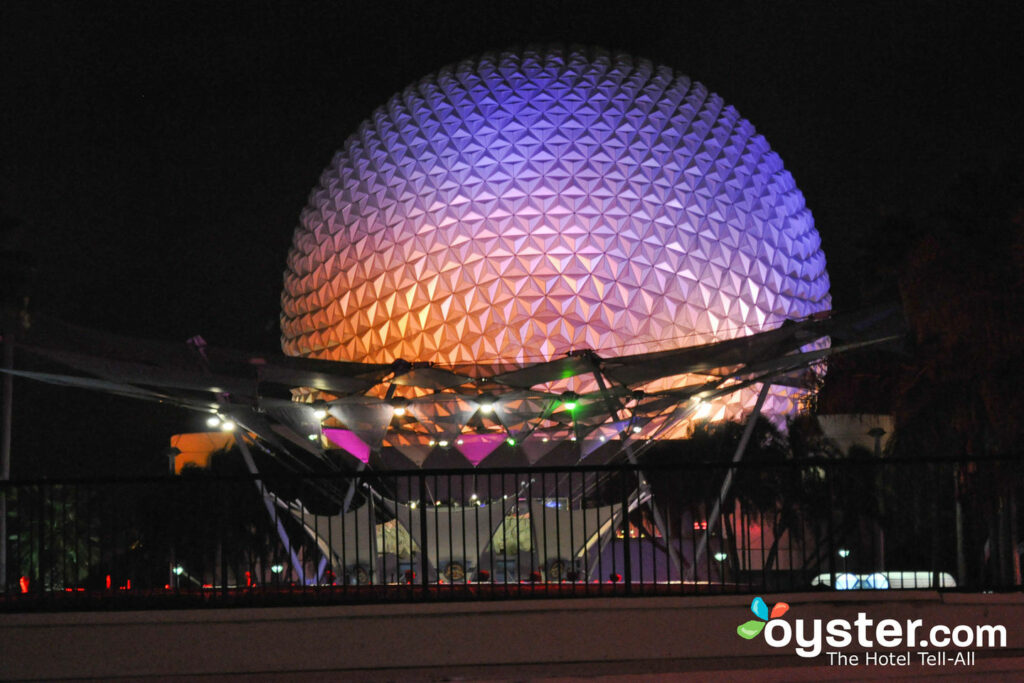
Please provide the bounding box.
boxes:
[6,483,100,591]
[132,446,295,590]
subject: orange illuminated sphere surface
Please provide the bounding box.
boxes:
[281,48,829,420]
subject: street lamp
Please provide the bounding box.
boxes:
[164,446,181,476]
[838,547,851,574]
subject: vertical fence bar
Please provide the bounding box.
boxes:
[826,462,837,589]
[447,472,453,589]
[418,472,428,592]
[620,468,631,594]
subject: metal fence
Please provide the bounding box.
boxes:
[1,456,1021,609]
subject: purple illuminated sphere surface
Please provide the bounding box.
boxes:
[281,47,830,421]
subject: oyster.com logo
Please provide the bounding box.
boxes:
[735,595,1006,664]
[737,596,790,640]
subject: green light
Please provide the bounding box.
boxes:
[506,438,516,446]
[560,391,580,411]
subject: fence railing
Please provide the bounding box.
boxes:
[1,456,1020,609]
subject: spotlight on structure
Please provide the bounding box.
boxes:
[311,401,329,421]
[693,401,713,420]
[391,398,409,417]
[560,391,580,411]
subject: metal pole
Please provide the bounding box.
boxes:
[166,447,179,589]
[235,433,306,583]
[691,381,772,580]
[0,328,13,592]
[954,466,967,587]
[587,357,684,577]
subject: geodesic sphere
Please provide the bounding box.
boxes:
[281,47,830,375]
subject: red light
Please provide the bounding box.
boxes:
[245,571,253,587]
[693,520,707,530]
[19,576,29,593]
[105,575,111,590]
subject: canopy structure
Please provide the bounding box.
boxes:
[2,305,904,584]
[3,305,903,473]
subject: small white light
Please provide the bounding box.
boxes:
[713,552,728,562]
[838,548,851,558]
[410,501,417,509]
[206,415,221,428]
[219,420,236,431]
[173,565,185,576]
[312,403,328,420]
[542,437,550,443]
[694,402,713,419]
[270,564,285,574]
[393,406,406,416]
[632,425,642,433]
[428,439,436,447]
[438,439,449,447]
[308,434,318,441]
[456,439,464,445]
[470,493,478,501]
[480,401,494,414]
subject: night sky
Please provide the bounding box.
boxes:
[2,1,1022,476]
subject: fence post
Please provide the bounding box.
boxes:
[620,469,632,593]
[418,472,428,589]
[826,462,837,588]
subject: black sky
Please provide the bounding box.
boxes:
[2,1,1022,476]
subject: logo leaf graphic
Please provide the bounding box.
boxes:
[737,619,766,639]
[770,602,789,619]
[750,596,769,621]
